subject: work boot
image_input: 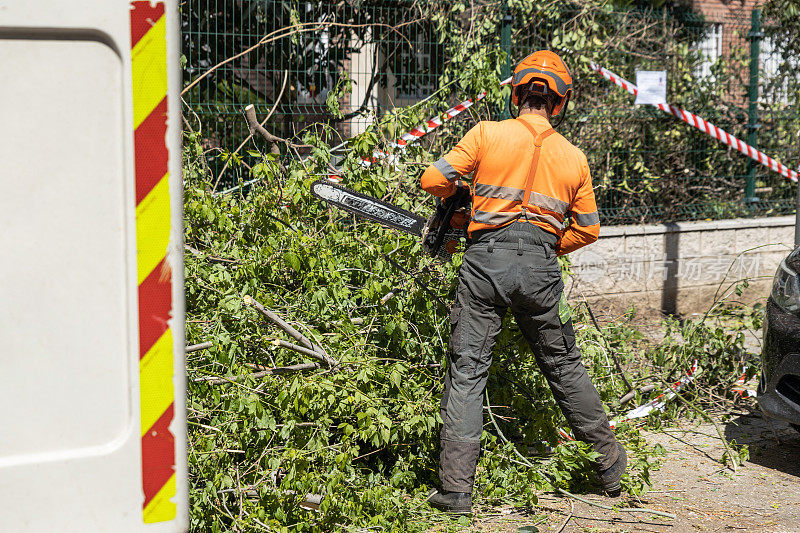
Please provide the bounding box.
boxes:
[428,489,472,514]
[597,442,627,496]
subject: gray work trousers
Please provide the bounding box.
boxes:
[439,221,619,493]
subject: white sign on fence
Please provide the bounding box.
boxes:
[634,70,667,105]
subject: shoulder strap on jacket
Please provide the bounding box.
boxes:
[516,118,555,210]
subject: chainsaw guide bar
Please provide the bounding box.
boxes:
[311,180,426,236]
[311,179,470,260]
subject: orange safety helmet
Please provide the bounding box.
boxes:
[511,50,573,117]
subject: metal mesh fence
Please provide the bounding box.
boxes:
[182,1,798,225]
[182,1,445,158]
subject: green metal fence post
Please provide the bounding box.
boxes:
[745,8,762,204]
[500,0,512,119]
[795,178,800,246]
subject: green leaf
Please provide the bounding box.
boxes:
[558,293,572,325]
[390,368,402,389]
[285,252,301,271]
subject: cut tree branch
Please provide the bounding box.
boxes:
[220,488,323,510]
[244,295,338,368]
[659,376,740,472]
[620,383,656,405]
[269,338,329,363]
[244,104,311,150]
[194,362,319,385]
[186,341,213,353]
[212,70,290,192]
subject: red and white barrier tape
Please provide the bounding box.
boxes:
[590,62,798,183]
[556,360,699,442]
[732,366,758,398]
[609,359,700,429]
[354,76,513,168]
[393,76,513,149]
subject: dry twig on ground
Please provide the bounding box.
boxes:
[555,497,574,533]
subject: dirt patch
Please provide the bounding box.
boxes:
[456,415,799,532]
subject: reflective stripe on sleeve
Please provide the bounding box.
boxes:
[433,158,460,182]
[572,211,600,226]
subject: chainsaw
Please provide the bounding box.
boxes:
[310,179,471,260]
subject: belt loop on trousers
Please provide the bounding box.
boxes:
[530,226,552,260]
[488,238,495,253]
[517,238,524,255]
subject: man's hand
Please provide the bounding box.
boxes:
[452,179,471,197]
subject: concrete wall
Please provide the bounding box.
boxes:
[567,216,798,317]
[346,31,379,136]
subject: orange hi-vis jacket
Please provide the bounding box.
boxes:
[420,113,600,256]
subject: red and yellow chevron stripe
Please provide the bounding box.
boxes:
[130,1,176,523]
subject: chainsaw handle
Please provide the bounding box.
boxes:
[430,187,469,255]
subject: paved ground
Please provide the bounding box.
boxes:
[461,414,799,533]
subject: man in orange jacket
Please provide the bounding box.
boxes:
[422,51,626,514]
